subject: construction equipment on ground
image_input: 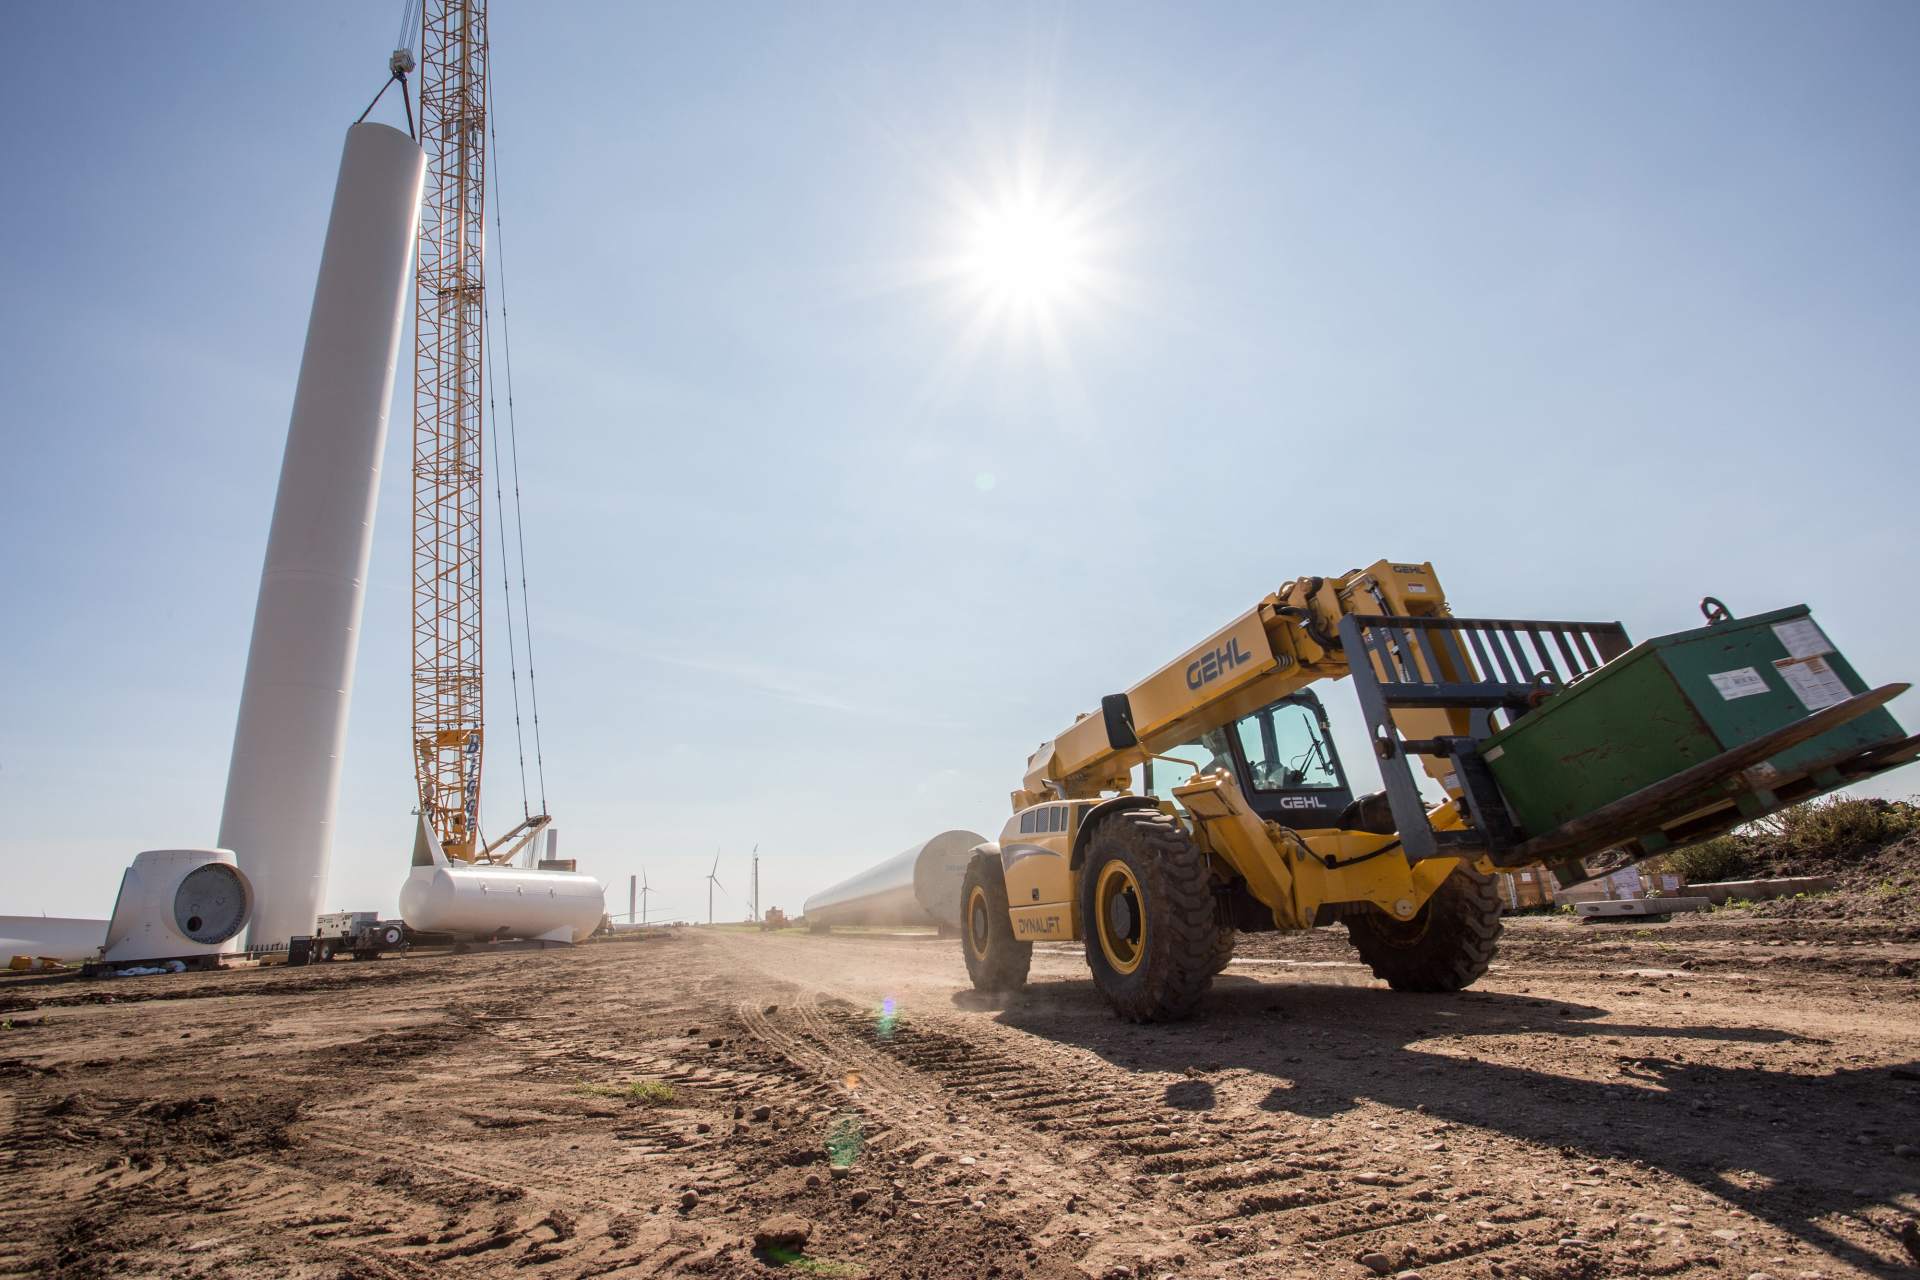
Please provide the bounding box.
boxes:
[390,0,606,943]
[959,560,1917,1021]
[409,0,551,867]
[290,912,410,965]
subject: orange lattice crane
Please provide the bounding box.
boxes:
[411,0,546,865]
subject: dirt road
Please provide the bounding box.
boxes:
[3,916,1919,1279]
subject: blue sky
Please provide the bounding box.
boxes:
[2,2,1916,924]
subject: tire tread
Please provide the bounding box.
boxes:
[961,854,1032,992]
[1081,810,1216,1022]
[1345,863,1503,992]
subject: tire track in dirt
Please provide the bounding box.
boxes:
[5,926,1913,1279]
[714,934,1732,1280]
[729,989,1178,1272]
[0,1090,452,1279]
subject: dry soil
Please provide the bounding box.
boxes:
[3,914,1919,1279]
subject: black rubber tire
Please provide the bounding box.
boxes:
[1208,925,1237,976]
[1345,862,1503,992]
[313,941,335,963]
[1079,810,1216,1022]
[961,854,1032,992]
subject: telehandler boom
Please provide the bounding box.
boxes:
[959,560,1916,1020]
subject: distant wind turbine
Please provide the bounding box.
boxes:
[639,868,656,926]
[706,851,725,926]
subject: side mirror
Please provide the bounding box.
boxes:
[1101,693,1139,750]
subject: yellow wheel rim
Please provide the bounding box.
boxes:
[967,885,992,956]
[1094,861,1145,975]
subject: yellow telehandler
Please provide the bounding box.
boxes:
[960,561,1915,1020]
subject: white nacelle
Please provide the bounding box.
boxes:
[399,817,603,943]
[101,849,254,966]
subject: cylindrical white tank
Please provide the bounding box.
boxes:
[802,830,986,929]
[217,123,426,950]
[399,865,606,943]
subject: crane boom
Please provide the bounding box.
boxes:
[1018,560,1461,806]
[412,0,489,862]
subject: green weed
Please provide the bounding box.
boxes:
[574,1080,675,1105]
[782,1257,866,1277]
[1750,796,1920,854]
[1644,795,1920,884]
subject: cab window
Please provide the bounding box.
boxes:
[1234,701,1341,791]
[1145,728,1234,802]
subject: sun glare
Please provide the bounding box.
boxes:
[964,200,1087,306]
[873,131,1140,412]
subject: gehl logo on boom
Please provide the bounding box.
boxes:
[1186,638,1252,691]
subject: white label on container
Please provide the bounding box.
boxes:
[1442,771,1460,791]
[1709,667,1770,700]
[1775,655,1850,711]
[1772,618,1834,661]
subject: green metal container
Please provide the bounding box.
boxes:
[1480,606,1903,839]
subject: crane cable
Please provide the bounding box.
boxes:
[482,310,531,821]
[482,45,551,819]
[359,0,422,135]
[393,0,421,57]
[477,41,530,823]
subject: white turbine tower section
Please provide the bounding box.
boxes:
[218,123,427,949]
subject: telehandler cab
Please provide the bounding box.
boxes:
[960,561,1916,1021]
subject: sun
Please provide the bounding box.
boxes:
[861,129,1141,412]
[963,198,1088,307]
